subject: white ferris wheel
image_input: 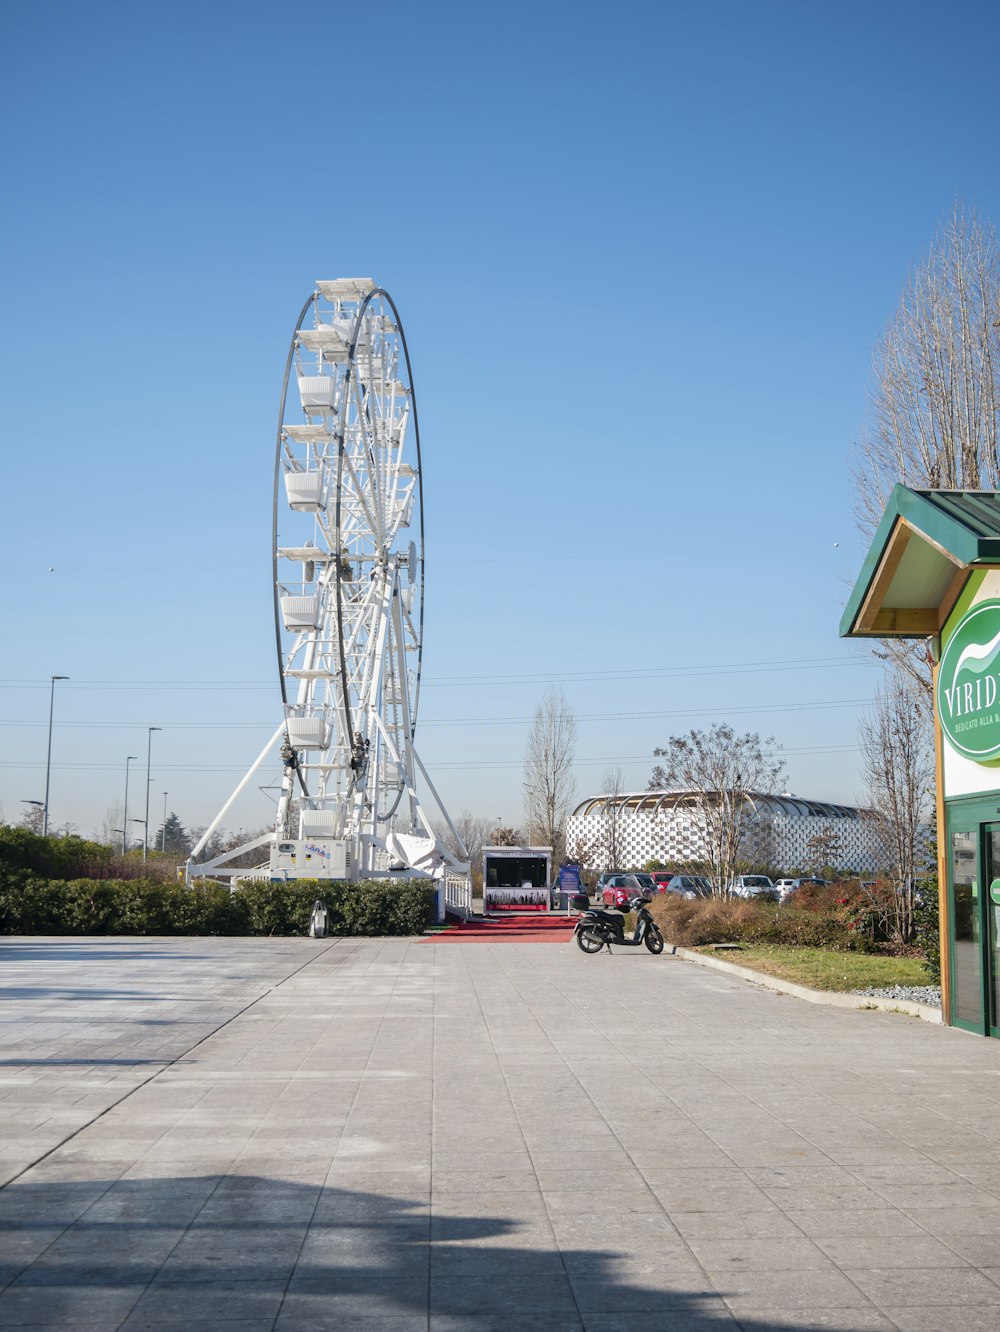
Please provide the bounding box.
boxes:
[188,279,469,887]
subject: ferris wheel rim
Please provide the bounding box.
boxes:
[333,287,425,754]
[271,290,317,801]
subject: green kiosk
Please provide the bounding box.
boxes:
[843,486,1000,1036]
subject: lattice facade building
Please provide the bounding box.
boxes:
[565,790,882,876]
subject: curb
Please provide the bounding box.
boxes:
[667,945,942,1024]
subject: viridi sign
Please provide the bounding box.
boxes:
[938,600,1000,762]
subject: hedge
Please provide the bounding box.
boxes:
[0,870,437,937]
[648,895,880,952]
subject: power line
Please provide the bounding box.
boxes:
[0,697,873,731]
[0,654,879,691]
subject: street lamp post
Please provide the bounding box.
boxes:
[122,755,138,855]
[161,792,168,852]
[42,676,69,836]
[143,727,161,861]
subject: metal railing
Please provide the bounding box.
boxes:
[443,873,473,919]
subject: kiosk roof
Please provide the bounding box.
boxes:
[841,486,1000,639]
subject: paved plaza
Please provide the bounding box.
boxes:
[2,936,1000,1329]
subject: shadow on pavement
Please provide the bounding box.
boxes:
[0,1172,878,1330]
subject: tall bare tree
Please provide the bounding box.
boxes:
[596,764,628,872]
[650,725,785,896]
[94,801,125,849]
[436,810,493,889]
[858,670,934,943]
[855,205,1000,690]
[565,765,627,873]
[523,687,577,862]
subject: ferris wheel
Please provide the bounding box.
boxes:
[188,279,469,887]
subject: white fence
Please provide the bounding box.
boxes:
[443,873,473,919]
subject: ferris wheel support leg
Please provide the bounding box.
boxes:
[369,711,469,862]
[187,721,287,866]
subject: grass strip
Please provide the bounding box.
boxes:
[692,944,932,992]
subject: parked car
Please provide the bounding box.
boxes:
[601,874,650,909]
[666,874,711,899]
[633,873,658,896]
[730,875,778,900]
[779,876,831,905]
[594,873,619,900]
[650,871,678,891]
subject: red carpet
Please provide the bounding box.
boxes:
[422,913,577,943]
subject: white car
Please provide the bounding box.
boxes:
[731,875,777,900]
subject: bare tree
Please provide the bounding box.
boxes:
[436,810,492,889]
[94,801,125,849]
[492,826,522,847]
[523,687,577,861]
[18,804,44,834]
[599,764,627,872]
[565,766,626,874]
[855,205,1000,691]
[650,725,785,896]
[859,670,935,943]
[804,823,842,877]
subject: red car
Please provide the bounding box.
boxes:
[650,871,677,892]
[601,873,654,908]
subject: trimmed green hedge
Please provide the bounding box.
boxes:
[0,870,437,937]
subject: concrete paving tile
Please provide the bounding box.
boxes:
[935,1233,1000,1265]
[430,1167,539,1193]
[121,1323,274,1332]
[277,1309,427,1332]
[429,1317,584,1332]
[124,1278,286,1324]
[844,1265,1000,1305]
[429,1244,566,1277]
[717,1267,877,1311]
[429,1271,579,1315]
[687,1236,834,1273]
[787,1208,926,1239]
[902,1206,1000,1235]
[568,1269,723,1312]
[816,1234,972,1269]
[0,1281,144,1325]
[720,1310,894,1330]
[577,1312,738,1331]
[668,1210,801,1241]
[882,1306,1000,1331]
[280,1276,426,1317]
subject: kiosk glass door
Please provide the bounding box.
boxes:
[946,802,1000,1036]
[984,825,1000,1037]
[950,824,982,1029]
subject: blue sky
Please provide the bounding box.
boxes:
[2,0,999,841]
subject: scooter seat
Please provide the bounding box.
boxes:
[586,908,624,925]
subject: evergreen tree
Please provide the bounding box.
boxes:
[151,812,191,856]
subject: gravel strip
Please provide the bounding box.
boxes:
[850,984,941,1007]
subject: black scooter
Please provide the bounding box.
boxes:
[571,892,664,955]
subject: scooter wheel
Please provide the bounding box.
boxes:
[645,927,664,954]
[576,926,606,954]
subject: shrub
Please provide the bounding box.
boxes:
[0,873,437,938]
[648,894,878,952]
[913,875,941,983]
[0,827,114,879]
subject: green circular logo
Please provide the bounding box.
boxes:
[939,600,1000,762]
[991,880,1000,906]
